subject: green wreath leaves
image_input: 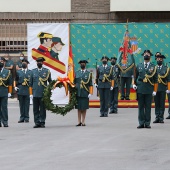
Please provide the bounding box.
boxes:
[43,80,77,116]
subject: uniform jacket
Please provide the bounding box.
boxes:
[135,62,158,94]
[97,65,113,88]
[120,66,134,78]
[74,70,93,97]
[157,65,170,92]
[0,68,12,97]
[16,60,22,69]
[112,64,120,88]
[50,50,59,60]
[30,67,52,97]
[16,69,32,95]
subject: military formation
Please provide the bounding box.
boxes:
[1,49,170,129]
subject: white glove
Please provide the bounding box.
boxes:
[152,91,156,96]
[8,93,11,98]
[14,87,19,91]
[88,94,91,98]
[166,90,170,94]
[30,95,33,99]
[94,83,98,88]
[133,84,137,90]
[110,87,113,90]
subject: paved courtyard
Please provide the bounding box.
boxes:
[1,99,170,170]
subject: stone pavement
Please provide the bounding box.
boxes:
[1,99,170,170]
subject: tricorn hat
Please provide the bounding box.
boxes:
[141,50,153,56]
[78,60,88,64]
[37,32,53,39]
[101,56,109,61]
[110,57,117,60]
[156,55,166,59]
[36,57,45,62]
[22,59,30,64]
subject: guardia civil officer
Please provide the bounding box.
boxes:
[153,54,170,123]
[0,57,12,127]
[109,57,120,114]
[133,50,158,129]
[74,60,93,126]
[14,59,32,123]
[95,56,114,117]
[30,57,52,128]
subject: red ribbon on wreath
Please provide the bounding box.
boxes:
[53,77,75,96]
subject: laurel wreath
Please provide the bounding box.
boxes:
[43,80,77,116]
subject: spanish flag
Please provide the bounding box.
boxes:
[67,44,74,83]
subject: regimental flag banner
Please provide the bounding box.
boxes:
[67,44,74,83]
[27,23,69,104]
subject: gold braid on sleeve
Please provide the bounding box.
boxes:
[102,67,113,82]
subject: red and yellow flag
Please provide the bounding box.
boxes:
[67,44,74,83]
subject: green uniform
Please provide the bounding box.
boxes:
[30,67,52,126]
[50,50,59,60]
[97,65,113,116]
[110,64,120,113]
[5,59,14,68]
[135,62,158,126]
[16,60,22,69]
[120,67,134,100]
[15,69,32,122]
[74,70,93,110]
[0,68,12,126]
[154,65,170,121]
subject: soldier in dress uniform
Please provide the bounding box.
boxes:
[16,53,25,71]
[0,57,12,127]
[50,37,65,60]
[37,32,53,57]
[74,60,93,126]
[133,50,158,129]
[30,57,52,128]
[95,56,114,117]
[109,57,121,114]
[14,59,32,123]
[153,54,170,123]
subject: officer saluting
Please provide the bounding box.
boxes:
[0,57,12,127]
[153,54,170,123]
[14,59,32,123]
[74,60,93,126]
[30,57,52,128]
[95,56,114,117]
[133,50,158,129]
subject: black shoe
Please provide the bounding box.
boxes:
[0,123,2,127]
[166,116,170,119]
[125,97,130,100]
[159,120,164,123]
[33,124,41,128]
[40,124,45,128]
[76,123,82,126]
[18,120,24,123]
[25,120,29,123]
[137,125,144,129]
[100,115,104,117]
[4,124,8,127]
[153,119,159,123]
[120,97,124,100]
[82,123,86,126]
[145,125,151,129]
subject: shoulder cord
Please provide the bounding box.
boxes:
[143,66,157,86]
[38,70,50,87]
[0,70,10,87]
[117,63,134,74]
[157,66,169,85]
[80,72,92,92]
[102,67,113,83]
